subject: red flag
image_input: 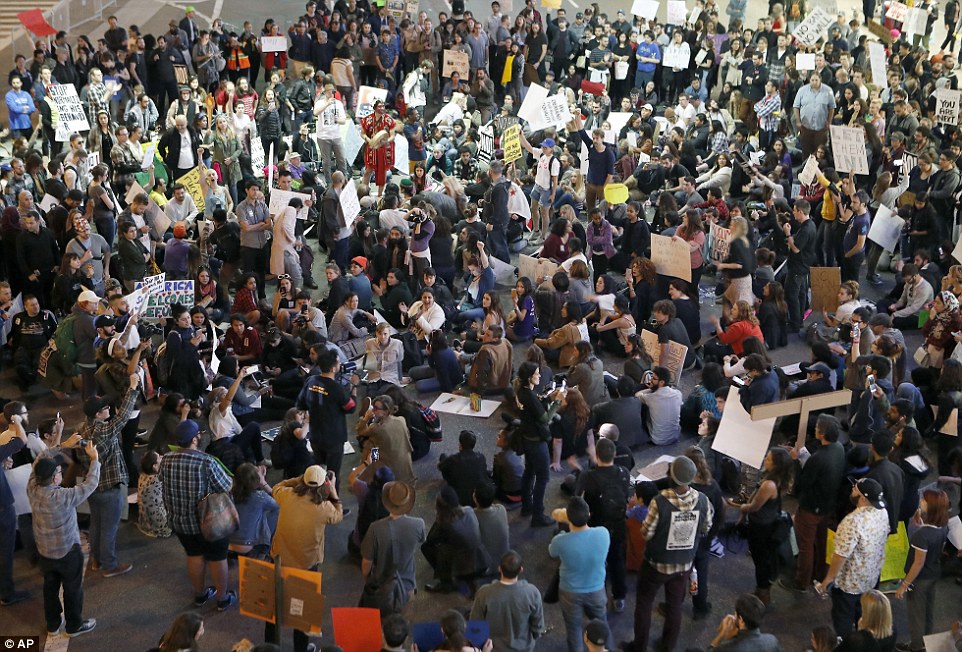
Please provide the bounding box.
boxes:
[18,10,57,37]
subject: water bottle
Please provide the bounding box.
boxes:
[689,568,699,595]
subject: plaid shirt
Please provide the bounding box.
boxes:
[79,388,138,491]
[159,447,232,535]
[29,460,101,559]
[754,92,782,132]
[643,488,713,575]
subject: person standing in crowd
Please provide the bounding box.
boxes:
[816,478,890,637]
[470,550,544,652]
[793,72,835,157]
[783,199,817,335]
[0,404,29,607]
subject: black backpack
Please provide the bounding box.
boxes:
[597,465,631,524]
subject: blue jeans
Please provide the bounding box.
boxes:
[87,485,125,570]
[521,439,549,517]
[635,69,655,90]
[455,306,485,328]
[559,588,609,652]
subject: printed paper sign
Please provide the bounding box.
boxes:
[356,86,388,119]
[792,6,834,47]
[132,279,195,319]
[502,124,523,164]
[650,234,692,281]
[829,125,869,175]
[261,36,287,52]
[666,510,700,550]
[442,50,470,78]
[867,204,905,252]
[667,0,687,25]
[935,89,961,126]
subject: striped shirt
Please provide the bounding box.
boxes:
[754,92,782,132]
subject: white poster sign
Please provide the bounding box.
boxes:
[712,387,778,470]
[792,6,834,47]
[340,179,361,226]
[662,48,691,69]
[796,52,816,70]
[268,188,312,217]
[667,1,687,25]
[867,204,905,252]
[392,134,409,173]
[935,89,962,126]
[829,125,869,175]
[49,83,90,138]
[631,0,659,19]
[540,94,572,130]
[798,156,820,186]
[340,120,365,165]
[518,83,549,127]
[868,41,887,85]
[885,1,908,21]
[261,36,287,52]
[904,6,928,35]
[141,143,157,170]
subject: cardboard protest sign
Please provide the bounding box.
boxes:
[175,167,206,213]
[133,279,194,319]
[238,557,323,634]
[502,124,523,164]
[650,234,692,281]
[519,254,559,284]
[935,89,962,126]
[792,6,834,47]
[641,329,687,385]
[442,50,470,78]
[829,126,869,175]
[867,204,905,252]
[712,387,778,469]
[810,267,841,312]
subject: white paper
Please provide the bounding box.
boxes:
[540,94,572,130]
[141,143,157,170]
[596,294,615,312]
[798,156,820,186]
[518,83,550,128]
[631,0,659,19]
[268,188,311,217]
[340,179,361,227]
[781,363,803,375]
[340,120,365,167]
[261,35,287,52]
[712,387,778,470]
[38,194,60,213]
[796,53,816,71]
[393,134,409,174]
[924,632,956,652]
[867,204,905,252]
[947,516,962,549]
[868,42,887,87]
[429,392,502,418]
[662,48,691,69]
[667,0,687,25]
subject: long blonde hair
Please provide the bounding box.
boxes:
[858,590,893,639]
[730,215,749,242]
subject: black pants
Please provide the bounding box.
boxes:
[121,414,141,488]
[239,245,271,299]
[311,438,344,492]
[39,545,85,634]
[691,537,712,613]
[606,523,627,600]
[746,520,778,589]
[841,252,863,283]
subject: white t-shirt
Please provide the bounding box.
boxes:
[534,153,561,191]
[177,130,193,169]
[210,405,242,440]
[315,98,345,141]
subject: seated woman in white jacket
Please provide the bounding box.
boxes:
[399,287,446,343]
[695,152,733,194]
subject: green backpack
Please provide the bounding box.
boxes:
[52,314,80,373]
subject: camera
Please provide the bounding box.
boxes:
[335,361,358,389]
[408,209,428,223]
[137,322,164,338]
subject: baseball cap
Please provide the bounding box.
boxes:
[94,314,116,329]
[77,290,99,305]
[642,103,654,111]
[855,478,886,510]
[174,419,200,447]
[351,256,369,269]
[807,362,832,376]
[585,620,610,646]
[304,465,327,487]
[173,222,187,238]
[542,138,555,149]
[83,396,111,418]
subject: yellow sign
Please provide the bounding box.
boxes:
[604,183,629,205]
[826,521,909,583]
[502,125,522,164]
[176,166,206,213]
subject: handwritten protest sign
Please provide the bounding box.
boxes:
[829,126,869,175]
[519,254,559,284]
[792,6,834,47]
[502,124,523,164]
[650,234,692,281]
[667,1,687,25]
[541,94,571,130]
[478,124,494,167]
[885,1,908,21]
[798,156,820,186]
[175,167,206,213]
[709,223,732,264]
[662,47,691,69]
[261,36,287,52]
[133,279,194,320]
[641,329,688,385]
[810,267,841,312]
[868,41,887,85]
[49,83,90,141]
[935,89,961,126]
[442,50,470,78]
[867,204,905,252]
